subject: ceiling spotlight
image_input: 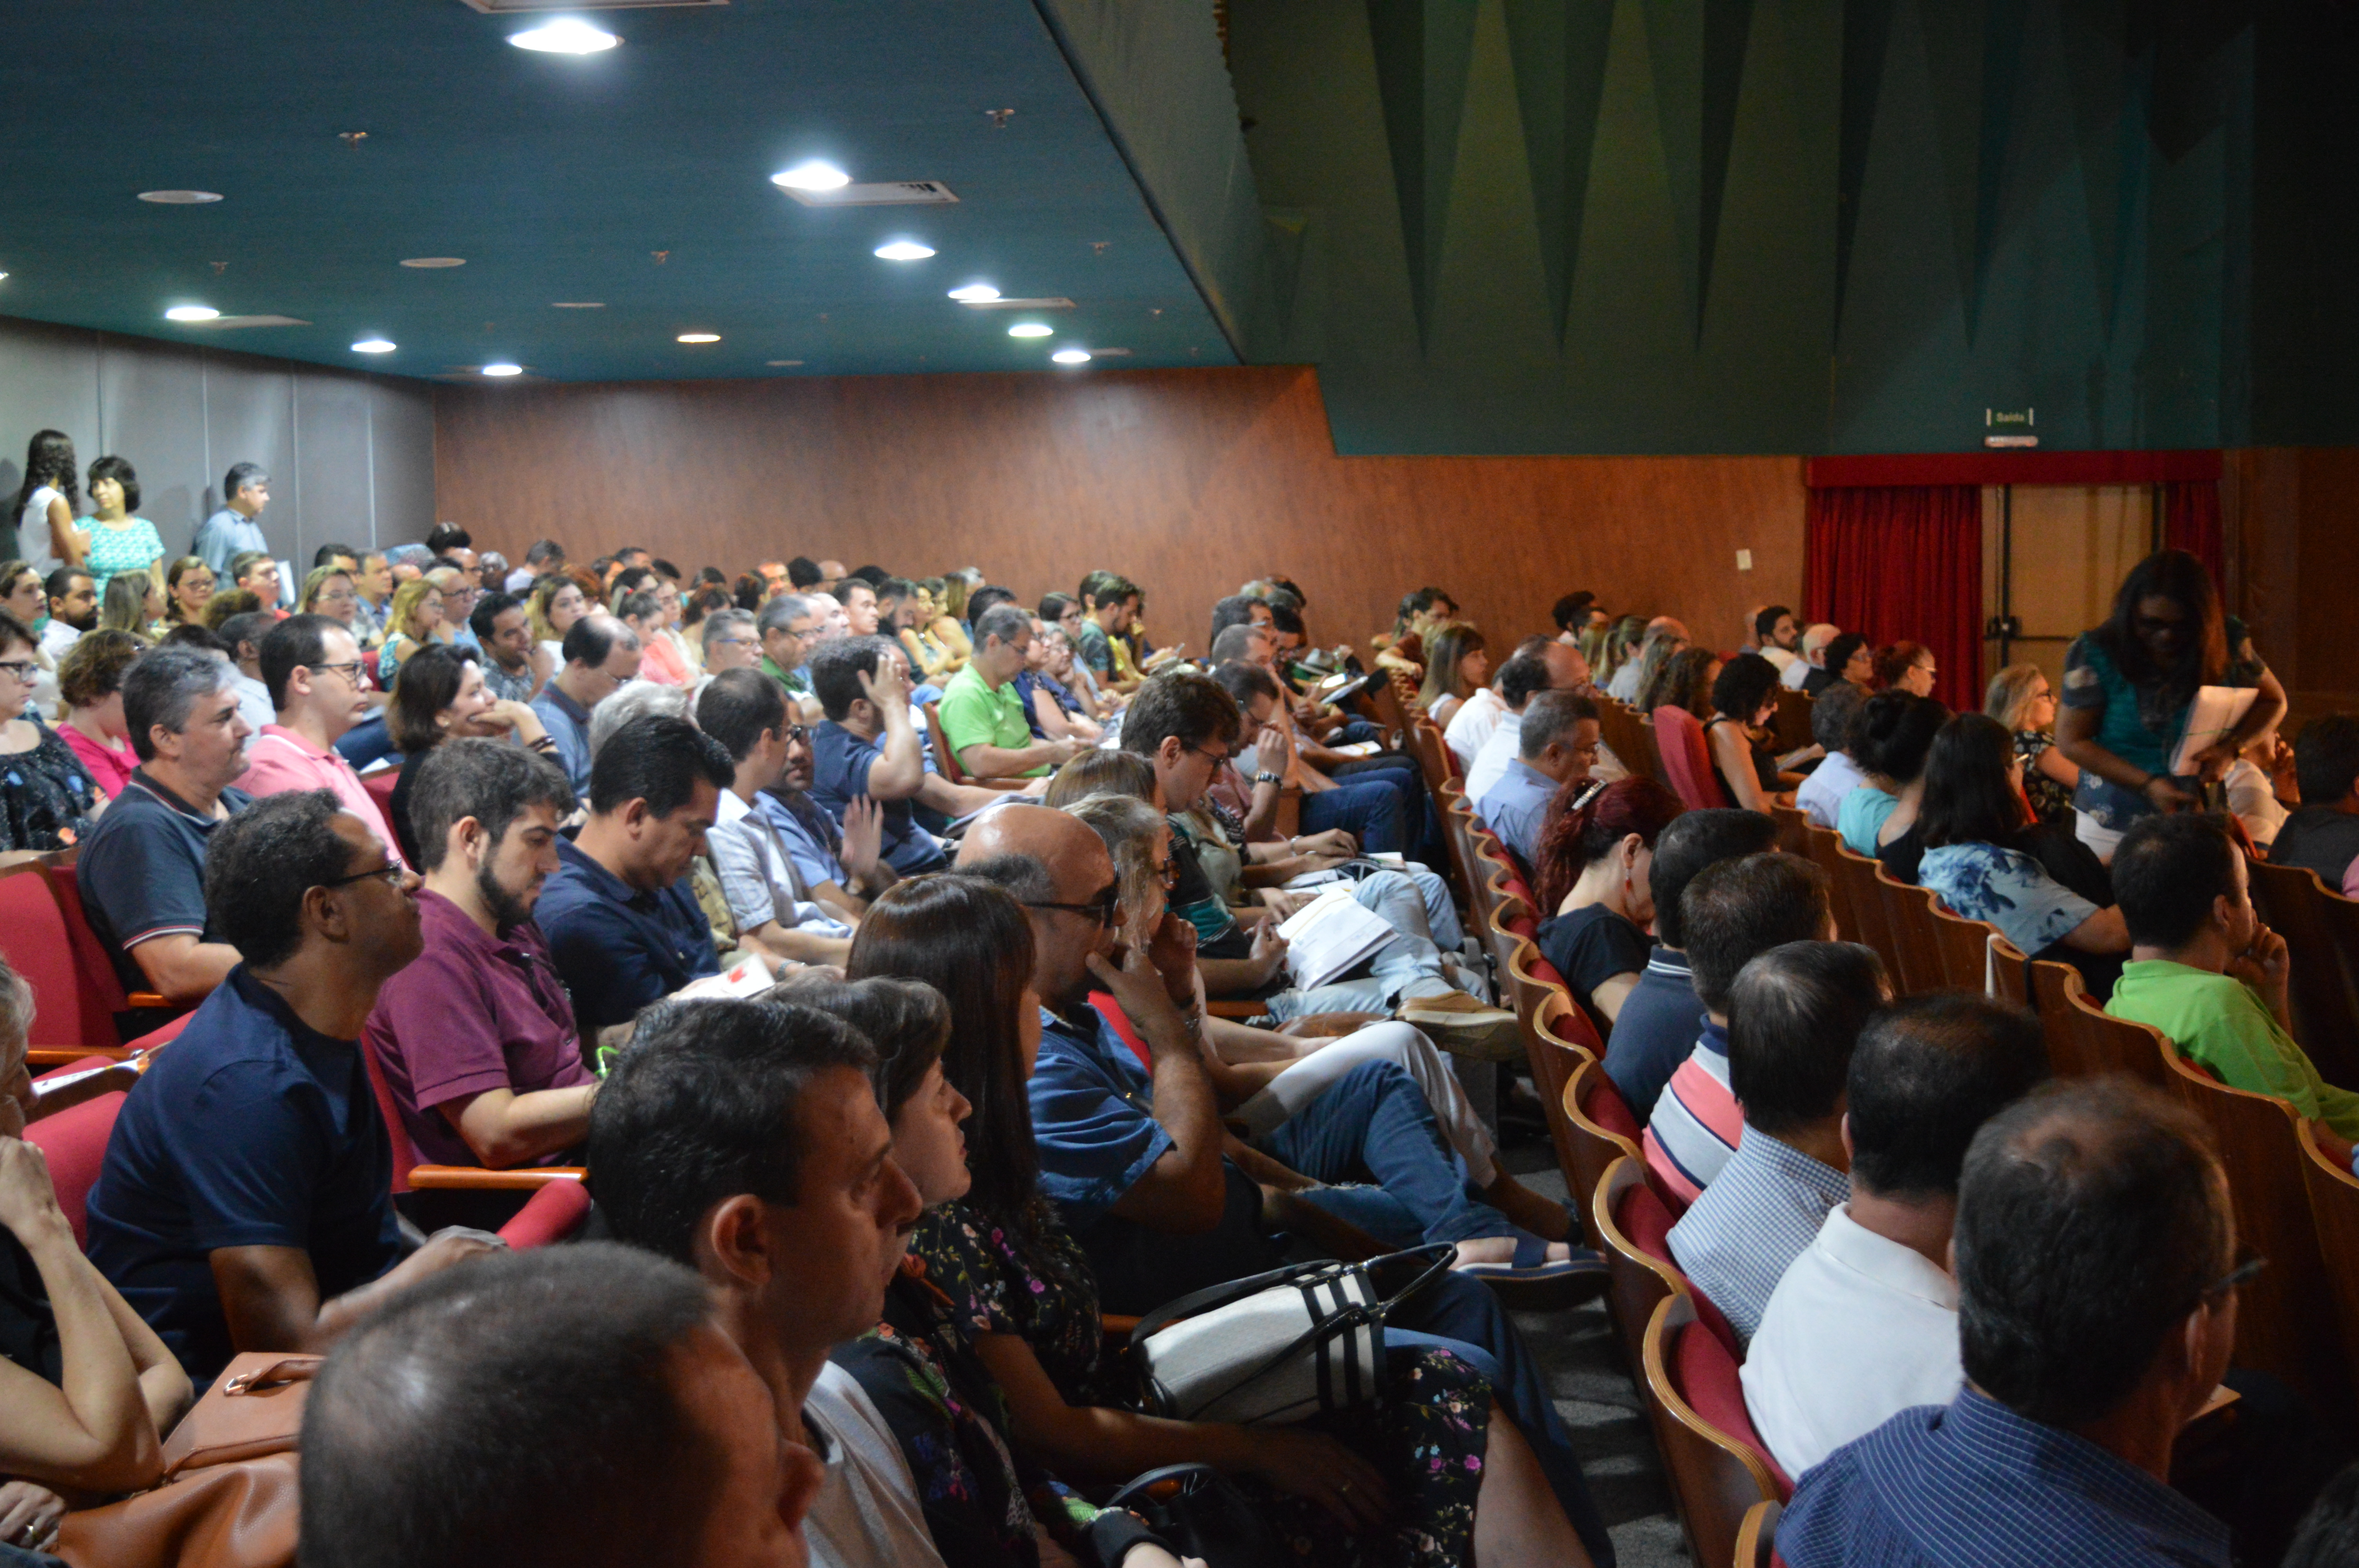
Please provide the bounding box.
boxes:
[137,190,223,205]
[873,241,935,261]
[1007,323,1053,338]
[164,305,221,322]
[351,338,396,354]
[677,332,720,343]
[772,162,850,192]
[947,283,1000,302]
[1051,348,1092,365]
[400,257,465,269]
[482,362,523,377]
[551,301,604,309]
[508,18,618,53]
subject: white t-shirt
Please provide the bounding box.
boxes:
[1443,687,1507,771]
[1780,658,1817,690]
[1462,710,1525,806]
[1795,749,1866,829]
[1605,662,1645,705]
[802,1362,948,1568]
[2225,758,2289,848]
[230,671,276,737]
[1759,646,1799,674]
[1740,1203,1962,1479]
[19,486,69,581]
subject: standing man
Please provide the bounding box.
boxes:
[530,615,642,798]
[470,591,541,704]
[193,463,270,576]
[351,552,394,647]
[936,605,1085,782]
[237,614,407,867]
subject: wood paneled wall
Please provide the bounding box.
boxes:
[433,366,1806,653]
[2228,448,2359,726]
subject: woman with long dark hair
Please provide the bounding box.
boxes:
[1639,646,1719,720]
[1416,623,1488,729]
[383,644,551,865]
[1702,653,1785,813]
[10,432,81,579]
[1837,691,1946,858]
[2055,549,2285,858]
[846,876,1601,1568]
[1532,777,1685,1030]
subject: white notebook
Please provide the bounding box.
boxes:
[2170,686,2258,776]
[1276,887,1396,991]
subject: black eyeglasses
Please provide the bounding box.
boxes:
[309,661,365,685]
[322,861,404,891]
[783,725,809,744]
[1022,885,1122,927]
[0,661,35,683]
[2207,1252,2267,1299]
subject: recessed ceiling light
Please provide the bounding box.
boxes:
[772,162,851,192]
[873,241,935,261]
[508,18,618,52]
[947,283,1000,302]
[1007,323,1053,338]
[767,359,805,367]
[482,362,523,377]
[164,305,221,322]
[1051,348,1092,365]
[677,332,720,343]
[400,257,465,269]
[137,190,223,205]
[551,301,605,309]
[352,338,397,353]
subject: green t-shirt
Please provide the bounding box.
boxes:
[937,665,1043,776]
[2108,959,2359,1139]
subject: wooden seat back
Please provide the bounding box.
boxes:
[1830,846,1897,975]
[1595,1155,1683,1376]
[1872,867,1947,996]
[1797,823,1857,942]
[1987,933,2034,1007]
[1768,798,1809,857]
[2247,860,2359,1088]
[2305,879,2359,1089]
[1926,898,2001,993]
[2053,982,2170,1086]
[1642,1293,1783,1568]
[1770,686,1814,754]
[2298,1123,2359,1422]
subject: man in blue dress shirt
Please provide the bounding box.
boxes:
[1778,1078,2237,1567]
[191,462,272,576]
[1471,690,1599,873]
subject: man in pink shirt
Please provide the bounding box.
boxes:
[236,613,407,867]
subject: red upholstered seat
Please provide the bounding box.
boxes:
[362,767,400,822]
[1651,706,1731,811]
[1671,1315,1794,1501]
[25,1091,128,1248]
[0,864,119,1056]
[1585,1069,1642,1145]
[497,1178,592,1248]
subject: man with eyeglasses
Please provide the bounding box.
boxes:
[86,790,501,1385]
[237,614,409,868]
[756,593,825,722]
[1471,690,1601,874]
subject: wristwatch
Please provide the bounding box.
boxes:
[1254,769,1282,786]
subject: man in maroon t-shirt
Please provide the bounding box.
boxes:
[363,739,596,1169]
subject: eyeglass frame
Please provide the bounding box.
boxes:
[1021,884,1123,927]
[320,860,405,891]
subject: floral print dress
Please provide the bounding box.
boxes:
[0,722,97,852]
[911,1200,1494,1568]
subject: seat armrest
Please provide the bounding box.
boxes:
[405,1165,586,1192]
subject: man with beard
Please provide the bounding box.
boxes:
[364,739,598,1170]
[39,565,97,663]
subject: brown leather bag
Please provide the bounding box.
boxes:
[52,1353,319,1568]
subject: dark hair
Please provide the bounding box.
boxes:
[257,613,343,710]
[386,644,481,753]
[1820,631,1869,680]
[779,977,950,1120]
[2111,812,2239,950]
[1518,689,1598,760]
[160,622,224,655]
[845,877,1048,1234]
[1648,809,1779,950]
[807,635,900,723]
[1083,572,1140,609]
[786,556,821,588]
[15,431,78,515]
[587,714,733,819]
[1710,653,1781,723]
[425,522,473,554]
[1915,713,2029,850]
[1810,681,1865,753]
[1643,646,1720,718]
[2091,550,2227,712]
[1267,600,1305,638]
[1554,592,1598,632]
[616,590,661,626]
[695,667,788,763]
[561,613,632,669]
[2287,1461,2359,1568]
[1119,671,1243,757]
[1212,659,1281,710]
[966,586,1017,623]
[1682,852,1832,1013]
[1209,595,1263,646]
[974,603,1030,648]
[1850,690,1947,785]
[2295,715,2359,807]
[215,609,276,660]
[44,564,90,602]
[588,998,878,1261]
[1846,995,2048,1200]
[298,1244,720,1568]
[123,643,237,762]
[1038,592,1079,623]
[1872,641,1931,689]
[469,590,525,642]
[56,628,145,709]
[1496,650,1552,710]
[1955,1079,2228,1425]
[87,454,139,513]
[525,538,565,567]
[312,541,358,568]
[1418,623,1487,708]
[203,789,355,968]
[1725,941,1886,1136]
[1753,604,1792,642]
[1041,750,1158,809]
[0,610,31,660]
[1534,776,1684,913]
[409,738,574,874]
[222,461,267,504]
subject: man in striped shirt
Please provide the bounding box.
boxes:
[1643,852,1835,1205]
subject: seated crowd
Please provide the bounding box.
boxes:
[0,525,2354,1568]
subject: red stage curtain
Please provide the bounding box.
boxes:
[2162,479,2226,592]
[1804,485,1984,711]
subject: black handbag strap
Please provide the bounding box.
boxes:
[1129,1257,1342,1347]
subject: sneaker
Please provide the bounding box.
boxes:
[1396,990,1523,1062]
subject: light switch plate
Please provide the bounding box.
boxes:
[1736,549,1754,571]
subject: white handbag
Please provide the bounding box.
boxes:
[1129,1244,1453,1425]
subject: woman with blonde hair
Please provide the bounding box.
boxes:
[1985,662,2078,823]
[527,572,589,667]
[1594,615,1647,690]
[378,576,448,690]
[1416,623,1489,729]
[96,575,153,637]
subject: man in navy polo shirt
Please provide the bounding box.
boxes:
[85,791,500,1382]
[536,712,732,1044]
[76,646,256,1006]
[805,635,1035,876]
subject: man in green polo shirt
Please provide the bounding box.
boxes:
[756,593,823,722]
[2107,811,2359,1165]
[937,603,1086,780]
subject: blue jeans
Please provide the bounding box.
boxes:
[1261,871,1462,1019]
[1330,754,1443,869]
[1261,1062,1512,1245]
[1299,779,1407,855]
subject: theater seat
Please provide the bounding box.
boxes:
[0,862,123,1062]
[360,1026,583,1196]
[495,1178,592,1249]
[1651,707,1730,811]
[24,1091,128,1249]
[1641,1293,1785,1568]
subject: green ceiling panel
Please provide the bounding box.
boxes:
[1501,0,1619,341]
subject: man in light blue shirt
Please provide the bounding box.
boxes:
[191,463,271,575]
[1794,682,1868,828]
[1472,690,1599,872]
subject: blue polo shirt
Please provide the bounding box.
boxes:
[75,771,253,994]
[808,721,947,875]
[1027,1006,1172,1231]
[535,836,719,1034]
[529,685,594,798]
[1472,757,1559,870]
[1603,947,1708,1123]
[84,967,403,1383]
[756,787,848,895]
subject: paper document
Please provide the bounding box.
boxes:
[1276,887,1396,991]
[1326,740,1381,758]
[679,954,776,1001]
[2170,686,2259,776]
